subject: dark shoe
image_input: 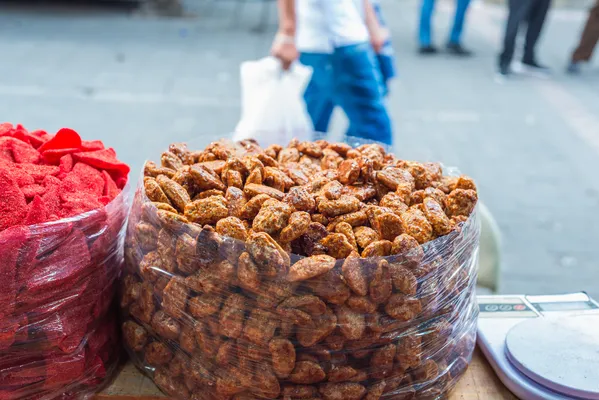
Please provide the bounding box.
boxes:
[566,61,581,74]
[498,64,511,76]
[419,45,438,55]
[447,42,472,56]
[495,64,511,83]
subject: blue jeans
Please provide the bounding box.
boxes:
[419,0,472,46]
[377,53,396,96]
[300,43,393,145]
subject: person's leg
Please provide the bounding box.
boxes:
[498,0,532,69]
[299,53,335,133]
[377,53,395,96]
[332,43,392,145]
[571,0,599,63]
[449,0,472,45]
[522,0,551,64]
[419,0,436,47]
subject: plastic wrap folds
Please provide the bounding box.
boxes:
[0,189,129,400]
[121,139,481,400]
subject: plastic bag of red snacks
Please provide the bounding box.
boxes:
[0,123,130,400]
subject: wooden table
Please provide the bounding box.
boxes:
[96,348,517,400]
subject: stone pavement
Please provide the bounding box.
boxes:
[0,0,598,298]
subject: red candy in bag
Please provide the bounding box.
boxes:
[0,226,29,320]
[24,196,48,225]
[38,128,82,154]
[0,123,129,399]
[0,124,125,229]
[73,148,130,184]
[0,170,28,231]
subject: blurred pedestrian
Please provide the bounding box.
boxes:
[369,0,397,96]
[567,0,599,74]
[498,0,552,77]
[418,0,473,55]
[271,0,393,145]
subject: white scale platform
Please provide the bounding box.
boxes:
[477,292,599,400]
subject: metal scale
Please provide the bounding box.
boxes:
[477,292,599,399]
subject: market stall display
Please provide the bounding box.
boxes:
[121,138,480,400]
[0,123,130,400]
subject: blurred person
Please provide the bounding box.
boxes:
[271,0,393,145]
[370,0,398,96]
[418,0,473,55]
[498,0,552,77]
[567,0,599,74]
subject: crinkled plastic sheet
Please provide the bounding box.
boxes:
[120,139,480,400]
[0,187,129,400]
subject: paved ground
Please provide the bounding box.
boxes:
[1,0,598,298]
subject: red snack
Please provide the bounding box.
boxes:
[81,140,105,152]
[24,196,48,225]
[16,234,41,285]
[42,148,82,165]
[10,138,40,164]
[0,123,13,136]
[71,162,105,196]
[0,226,29,319]
[86,354,107,382]
[0,170,27,231]
[26,129,50,149]
[102,170,120,199]
[19,276,89,315]
[115,176,127,189]
[87,317,114,359]
[8,124,30,143]
[43,175,62,188]
[60,195,104,218]
[38,128,82,153]
[15,163,60,182]
[0,137,18,163]
[0,317,18,351]
[0,148,12,163]
[45,351,86,388]
[25,228,91,294]
[73,148,130,181]
[7,166,35,187]
[58,154,74,177]
[41,183,62,218]
[0,360,45,387]
[33,307,90,352]
[21,184,46,199]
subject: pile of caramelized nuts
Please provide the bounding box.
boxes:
[121,139,480,400]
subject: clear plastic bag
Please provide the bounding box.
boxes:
[0,188,129,400]
[233,57,314,146]
[121,138,480,400]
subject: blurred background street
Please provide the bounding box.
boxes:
[1,0,598,297]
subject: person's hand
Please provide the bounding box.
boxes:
[370,27,390,54]
[271,32,298,70]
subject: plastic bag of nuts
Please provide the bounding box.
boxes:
[120,138,480,400]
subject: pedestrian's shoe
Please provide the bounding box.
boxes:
[566,61,582,74]
[418,45,438,55]
[495,63,511,83]
[517,60,551,77]
[446,42,473,57]
[498,64,511,76]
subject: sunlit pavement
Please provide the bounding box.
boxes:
[0,0,598,297]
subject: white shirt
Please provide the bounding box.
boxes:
[296,0,369,54]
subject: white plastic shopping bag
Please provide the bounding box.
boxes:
[234,57,313,146]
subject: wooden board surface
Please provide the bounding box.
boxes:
[96,348,517,400]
